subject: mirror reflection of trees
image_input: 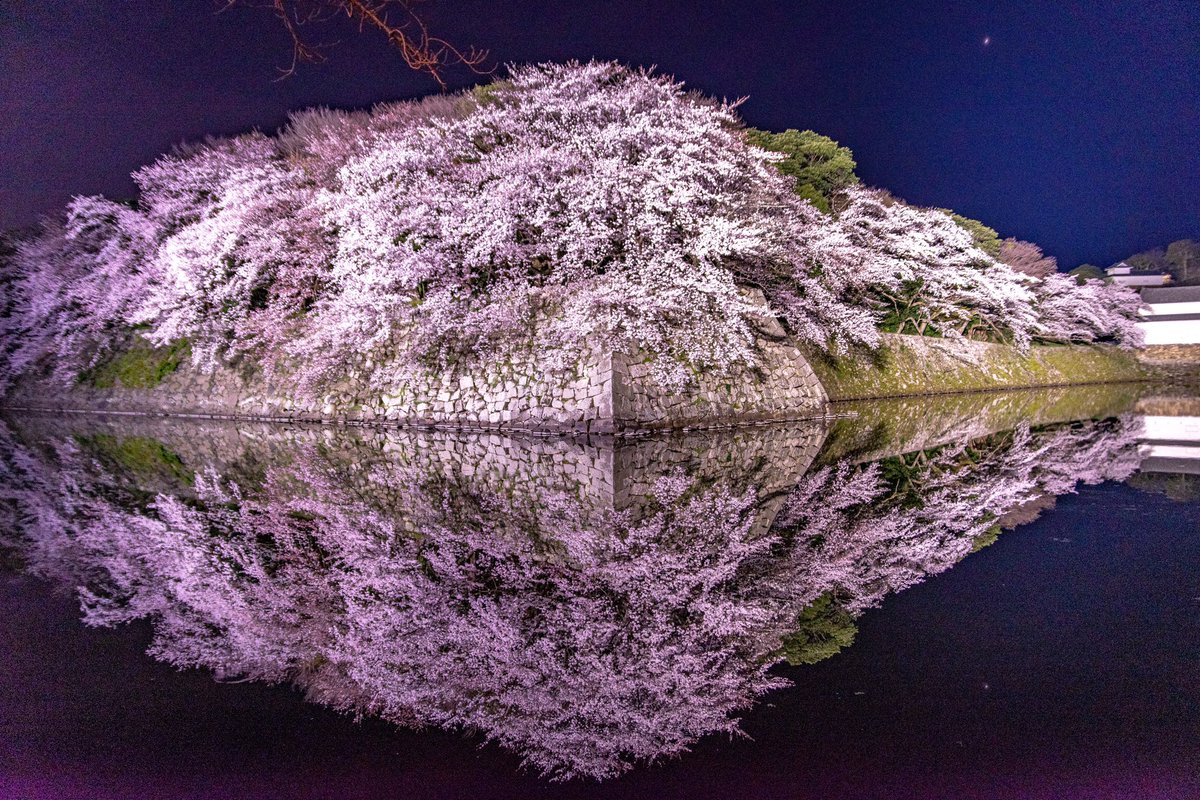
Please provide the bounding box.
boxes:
[0,412,1142,780]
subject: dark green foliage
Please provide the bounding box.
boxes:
[471,79,514,107]
[779,593,859,666]
[81,336,190,389]
[1165,239,1199,285]
[745,128,859,214]
[1069,264,1106,283]
[943,212,1002,256]
[970,523,1002,552]
[1124,247,1169,272]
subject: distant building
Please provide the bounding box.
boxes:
[1107,262,1172,287]
[1136,286,1200,345]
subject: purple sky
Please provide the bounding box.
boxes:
[1,0,1196,268]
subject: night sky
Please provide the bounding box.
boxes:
[1,0,1196,269]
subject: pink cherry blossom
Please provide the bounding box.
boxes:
[0,61,1144,398]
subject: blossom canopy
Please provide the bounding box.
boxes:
[0,61,1143,396]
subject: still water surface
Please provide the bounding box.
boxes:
[1,385,1198,799]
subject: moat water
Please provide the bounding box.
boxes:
[1,384,1198,799]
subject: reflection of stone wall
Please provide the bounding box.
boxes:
[1135,391,1200,417]
[614,425,825,505]
[817,383,1147,466]
[6,338,827,433]
[3,412,825,528]
[609,422,829,537]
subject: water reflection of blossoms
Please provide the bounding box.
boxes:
[0,415,1142,780]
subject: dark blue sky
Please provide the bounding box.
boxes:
[1,0,1196,268]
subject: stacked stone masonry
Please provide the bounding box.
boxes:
[1137,344,1200,365]
[7,338,829,434]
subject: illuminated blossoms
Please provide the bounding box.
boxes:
[0,62,1142,395]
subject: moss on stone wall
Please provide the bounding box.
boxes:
[807,334,1151,402]
[81,336,190,390]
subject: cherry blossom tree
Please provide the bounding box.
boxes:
[998,237,1057,279]
[0,62,1146,397]
[1033,273,1144,346]
[830,188,1040,346]
[0,197,156,392]
[131,134,337,372]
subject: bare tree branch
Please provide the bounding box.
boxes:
[220,0,489,86]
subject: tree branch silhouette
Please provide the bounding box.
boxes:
[221,0,488,86]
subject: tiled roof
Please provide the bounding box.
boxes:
[1142,286,1200,304]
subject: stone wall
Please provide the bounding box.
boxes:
[6,328,1154,432]
[1137,344,1200,368]
[5,337,829,434]
[6,346,614,433]
[611,339,826,431]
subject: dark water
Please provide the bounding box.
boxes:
[1,385,1198,799]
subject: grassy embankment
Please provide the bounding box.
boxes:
[807,334,1152,402]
